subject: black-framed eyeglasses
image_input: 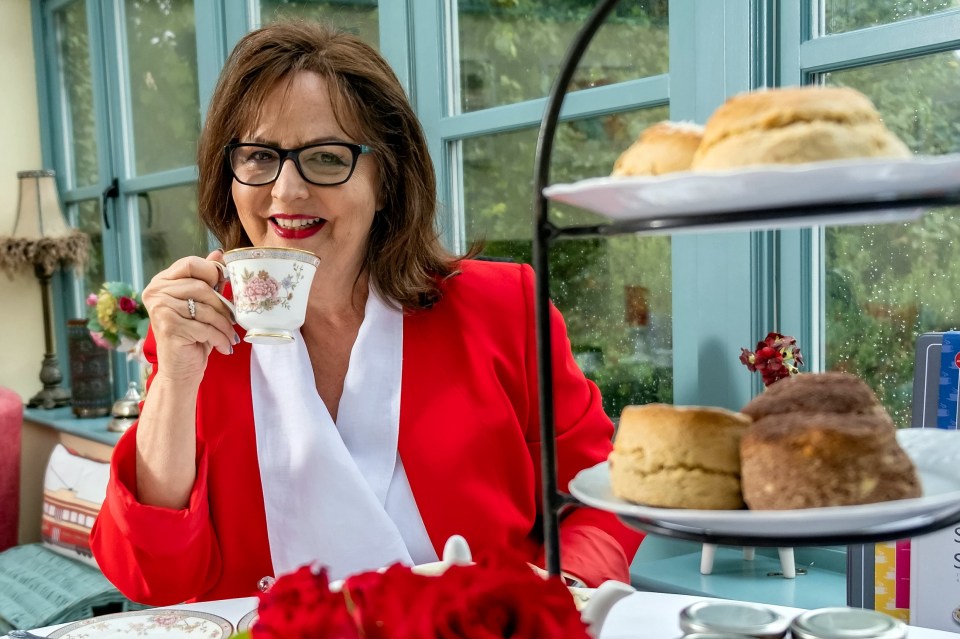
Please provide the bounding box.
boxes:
[224,142,373,187]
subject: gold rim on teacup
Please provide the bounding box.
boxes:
[223,246,321,267]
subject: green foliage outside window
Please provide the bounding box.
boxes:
[825,50,960,427]
[824,0,960,34]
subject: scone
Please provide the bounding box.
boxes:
[739,373,922,510]
[609,403,751,509]
[740,371,885,420]
[611,121,705,177]
[691,86,911,170]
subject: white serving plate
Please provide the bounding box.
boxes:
[543,155,960,232]
[570,428,960,540]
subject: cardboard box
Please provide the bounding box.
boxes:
[909,525,960,632]
[936,331,960,430]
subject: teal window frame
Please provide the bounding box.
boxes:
[30,0,960,410]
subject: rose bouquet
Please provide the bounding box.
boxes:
[235,552,592,639]
[739,332,803,387]
[86,281,150,360]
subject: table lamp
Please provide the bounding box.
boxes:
[0,170,89,408]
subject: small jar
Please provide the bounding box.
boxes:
[679,601,789,639]
[790,607,906,639]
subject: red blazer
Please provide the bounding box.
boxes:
[91,260,643,604]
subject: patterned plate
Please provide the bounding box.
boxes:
[236,608,259,633]
[48,609,233,638]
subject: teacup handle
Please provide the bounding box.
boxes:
[212,289,238,324]
[210,259,228,282]
[208,260,237,323]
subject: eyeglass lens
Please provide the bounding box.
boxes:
[229,144,358,186]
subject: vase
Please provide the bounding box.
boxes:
[67,318,113,417]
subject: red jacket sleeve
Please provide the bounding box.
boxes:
[90,329,223,605]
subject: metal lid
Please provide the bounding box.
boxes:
[111,381,142,418]
[680,634,758,639]
[679,601,789,638]
[790,607,906,639]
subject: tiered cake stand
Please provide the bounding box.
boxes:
[531,0,960,577]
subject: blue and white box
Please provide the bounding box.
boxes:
[936,331,960,430]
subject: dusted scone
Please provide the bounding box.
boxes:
[611,121,705,177]
[739,373,922,510]
[740,370,885,420]
[690,86,911,171]
[609,404,751,509]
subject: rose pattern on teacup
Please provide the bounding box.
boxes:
[234,263,306,315]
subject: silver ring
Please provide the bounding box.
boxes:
[187,297,196,319]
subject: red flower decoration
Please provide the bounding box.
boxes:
[118,296,139,314]
[739,332,803,387]
[252,564,359,639]
[384,554,589,639]
[249,552,591,639]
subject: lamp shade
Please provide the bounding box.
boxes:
[12,170,71,239]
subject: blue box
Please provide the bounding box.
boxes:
[935,330,960,429]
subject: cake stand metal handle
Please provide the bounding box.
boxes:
[531,0,621,577]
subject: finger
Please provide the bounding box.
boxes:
[157,287,237,341]
[158,255,223,289]
[205,250,229,291]
[188,297,240,345]
[151,299,235,356]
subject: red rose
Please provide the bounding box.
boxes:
[382,554,591,639]
[344,565,435,639]
[252,565,359,639]
[118,296,139,313]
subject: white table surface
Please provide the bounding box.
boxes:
[12,590,960,638]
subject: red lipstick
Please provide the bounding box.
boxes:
[269,214,326,240]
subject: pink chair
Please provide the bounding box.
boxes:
[0,386,23,552]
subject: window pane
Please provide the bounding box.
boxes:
[456,1,668,113]
[259,0,379,47]
[124,0,200,175]
[823,52,960,426]
[138,184,205,281]
[54,0,99,188]
[462,107,673,417]
[823,0,960,34]
[76,199,105,296]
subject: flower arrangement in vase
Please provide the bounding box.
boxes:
[739,332,803,387]
[86,281,150,362]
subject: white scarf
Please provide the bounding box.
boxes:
[250,289,437,579]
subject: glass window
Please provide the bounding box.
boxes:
[137,184,204,281]
[259,0,379,47]
[455,0,668,113]
[823,51,960,427]
[124,0,200,175]
[75,199,104,296]
[823,0,960,34]
[54,0,99,188]
[462,107,673,417]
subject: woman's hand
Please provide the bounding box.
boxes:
[141,249,238,384]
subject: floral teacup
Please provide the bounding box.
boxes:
[216,247,320,345]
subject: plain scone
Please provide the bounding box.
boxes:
[609,403,751,509]
[691,86,911,171]
[739,372,922,510]
[611,121,705,177]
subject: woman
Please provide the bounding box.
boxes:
[91,20,643,605]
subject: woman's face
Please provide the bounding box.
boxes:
[231,71,382,275]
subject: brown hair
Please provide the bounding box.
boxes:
[198,21,467,310]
